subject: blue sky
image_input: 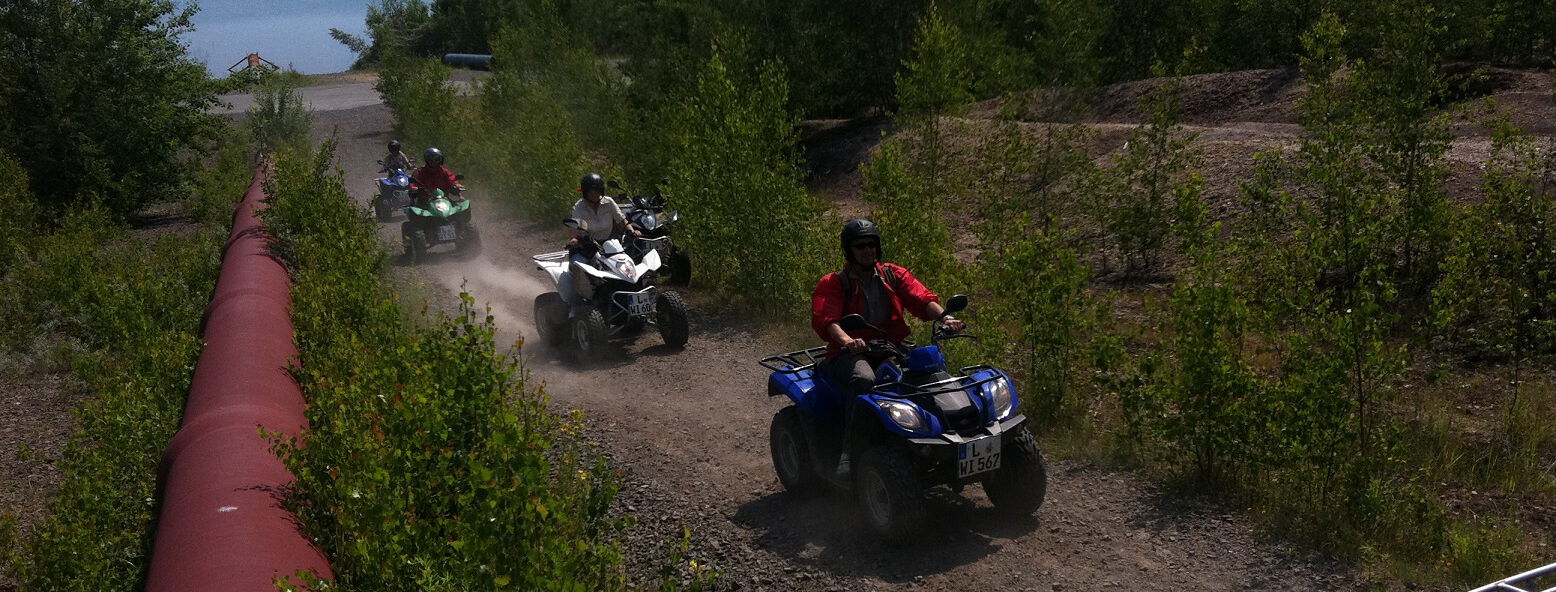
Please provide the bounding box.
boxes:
[181,0,372,76]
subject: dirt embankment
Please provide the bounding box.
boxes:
[802,67,1555,229]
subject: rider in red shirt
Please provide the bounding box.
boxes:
[811,219,962,361]
[410,147,462,203]
[809,219,963,477]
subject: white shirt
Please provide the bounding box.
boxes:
[572,197,626,241]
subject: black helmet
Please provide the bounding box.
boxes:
[424,147,444,165]
[841,219,882,263]
[388,139,402,152]
[579,173,605,194]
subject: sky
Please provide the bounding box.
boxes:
[181,0,372,77]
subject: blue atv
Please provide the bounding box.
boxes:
[372,158,415,221]
[760,295,1047,539]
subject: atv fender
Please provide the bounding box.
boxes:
[859,394,944,438]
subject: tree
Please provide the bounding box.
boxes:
[0,0,219,217]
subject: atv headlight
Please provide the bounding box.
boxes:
[433,200,451,214]
[988,376,1015,420]
[876,400,924,432]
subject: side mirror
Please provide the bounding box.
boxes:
[455,173,465,181]
[941,294,968,317]
[562,218,581,230]
[837,314,880,334]
[608,179,622,189]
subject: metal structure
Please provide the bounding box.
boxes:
[1469,562,1556,592]
[227,52,279,75]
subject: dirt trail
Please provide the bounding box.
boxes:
[316,100,1372,591]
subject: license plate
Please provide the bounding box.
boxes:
[436,224,456,241]
[957,436,1001,478]
[627,292,656,315]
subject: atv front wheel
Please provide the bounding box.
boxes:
[533,292,568,346]
[404,229,428,265]
[655,291,689,348]
[770,406,821,496]
[458,224,482,260]
[572,308,609,360]
[981,424,1047,516]
[856,446,926,541]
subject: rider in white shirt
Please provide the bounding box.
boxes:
[560,173,641,308]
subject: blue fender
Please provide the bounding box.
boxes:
[859,394,943,437]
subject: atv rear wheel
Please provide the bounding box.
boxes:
[856,446,926,541]
[770,407,822,497]
[655,291,689,348]
[572,308,609,360]
[373,196,393,221]
[533,292,568,346]
[669,249,692,285]
[981,424,1047,516]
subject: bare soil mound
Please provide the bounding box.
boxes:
[802,66,1555,219]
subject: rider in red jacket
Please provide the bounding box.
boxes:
[811,219,962,360]
[410,147,462,203]
[809,219,963,478]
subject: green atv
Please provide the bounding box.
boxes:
[400,187,481,264]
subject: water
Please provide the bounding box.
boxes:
[182,0,371,77]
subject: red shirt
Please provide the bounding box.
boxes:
[411,165,461,194]
[810,262,940,357]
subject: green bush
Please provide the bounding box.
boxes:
[248,76,314,155]
[185,123,258,228]
[661,45,826,316]
[1094,71,1201,274]
[376,55,458,150]
[0,205,222,589]
[1119,189,1266,486]
[967,110,1103,428]
[860,138,957,296]
[262,142,634,590]
[1432,107,1556,493]
[0,152,36,274]
[470,69,587,216]
[1434,108,1556,362]
[1352,0,1455,298]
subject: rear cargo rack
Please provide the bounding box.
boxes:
[759,346,829,373]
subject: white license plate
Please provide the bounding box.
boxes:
[957,436,1001,478]
[436,224,456,241]
[627,292,656,315]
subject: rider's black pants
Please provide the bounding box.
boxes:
[821,352,880,461]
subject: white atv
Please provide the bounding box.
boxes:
[532,219,690,359]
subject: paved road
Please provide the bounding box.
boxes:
[213,73,478,115]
